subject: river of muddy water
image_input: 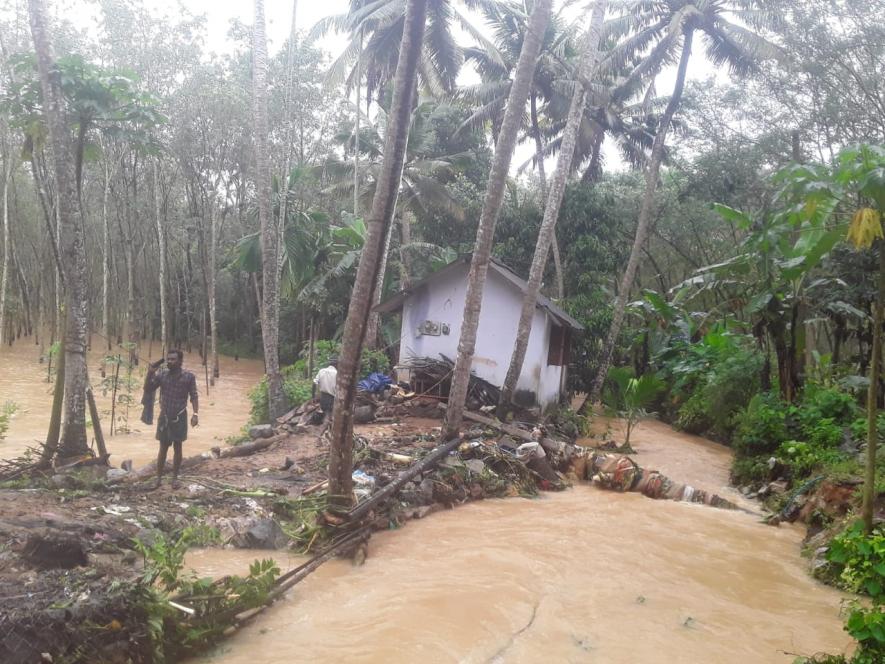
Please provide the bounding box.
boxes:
[0,336,263,468]
[185,420,853,663]
[0,341,855,661]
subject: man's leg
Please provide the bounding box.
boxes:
[155,442,170,489]
[171,441,183,488]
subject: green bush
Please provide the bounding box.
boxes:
[826,522,885,663]
[730,455,771,486]
[675,392,712,434]
[660,331,761,440]
[290,339,390,379]
[248,368,314,424]
[827,522,885,596]
[732,393,791,457]
[776,440,845,479]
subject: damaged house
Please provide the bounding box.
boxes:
[375,256,583,410]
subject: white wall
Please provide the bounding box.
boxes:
[397,263,564,409]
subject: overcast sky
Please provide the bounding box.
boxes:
[56,0,722,173]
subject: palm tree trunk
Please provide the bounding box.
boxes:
[498,1,606,418]
[28,0,90,460]
[586,30,693,408]
[353,26,363,217]
[530,90,564,300]
[254,0,285,419]
[364,214,396,349]
[862,243,885,533]
[277,0,299,281]
[154,159,167,355]
[328,0,428,507]
[0,154,11,347]
[442,0,553,439]
[399,211,414,289]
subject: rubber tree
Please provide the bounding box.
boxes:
[0,146,12,346]
[443,0,553,439]
[253,0,286,419]
[498,0,606,418]
[328,0,428,506]
[27,0,91,459]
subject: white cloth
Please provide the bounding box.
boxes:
[314,365,338,396]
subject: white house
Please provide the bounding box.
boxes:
[375,256,583,410]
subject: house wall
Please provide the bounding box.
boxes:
[398,263,564,409]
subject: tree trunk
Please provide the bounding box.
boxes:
[586,29,693,408]
[328,0,428,506]
[399,211,414,290]
[862,243,885,534]
[0,153,11,346]
[530,89,565,301]
[364,214,396,349]
[498,1,605,418]
[254,0,286,419]
[208,202,218,380]
[154,159,167,355]
[102,151,110,351]
[39,314,65,468]
[353,26,363,217]
[125,245,136,363]
[28,0,90,460]
[443,0,552,438]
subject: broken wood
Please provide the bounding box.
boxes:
[86,387,109,460]
[301,479,328,496]
[130,434,280,479]
[463,410,534,441]
[344,436,463,522]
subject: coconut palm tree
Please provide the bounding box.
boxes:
[327,0,429,506]
[443,0,553,439]
[321,98,467,347]
[587,0,779,406]
[27,0,91,461]
[253,0,287,420]
[497,0,607,418]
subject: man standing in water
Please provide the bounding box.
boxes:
[313,357,337,423]
[144,350,199,489]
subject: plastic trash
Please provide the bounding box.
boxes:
[352,470,376,503]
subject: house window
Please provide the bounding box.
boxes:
[547,324,570,366]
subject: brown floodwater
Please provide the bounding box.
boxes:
[0,336,263,468]
[185,421,854,664]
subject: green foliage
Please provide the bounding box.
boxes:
[0,401,17,441]
[248,370,313,425]
[827,522,885,596]
[777,440,844,479]
[604,368,663,445]
[822,522,885,663]
[133,528,280,661]
[732,393,791,457]
[731,455,772,486]
[290,339,390,379]
[657,329,762,440]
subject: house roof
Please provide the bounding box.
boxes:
[373,255,584,331]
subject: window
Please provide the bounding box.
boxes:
[547,324,570,366]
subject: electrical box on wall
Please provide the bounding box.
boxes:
[418,319,441,336]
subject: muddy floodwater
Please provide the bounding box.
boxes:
[186,421,853,664]
[0,336,263,468]
[0,341,855,661]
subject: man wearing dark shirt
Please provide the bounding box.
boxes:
[144,349,199,489]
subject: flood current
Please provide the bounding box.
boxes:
[0,336,263,467]
[0,338,855,662]
[186,421,854,663]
